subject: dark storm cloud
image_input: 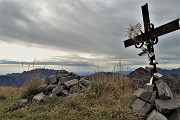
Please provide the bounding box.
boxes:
[0,0,179,66]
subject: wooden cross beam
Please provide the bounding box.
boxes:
[124,19,179,48]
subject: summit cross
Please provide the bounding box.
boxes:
[123,3,180,89]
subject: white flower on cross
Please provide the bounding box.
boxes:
[126,23,142,39]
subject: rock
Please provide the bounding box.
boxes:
[52,85,65,95]
[155,99,180,114]
[70,85,81,93]
[133,88,152,102]
[149,91,157,104]
[37,83,48,92]
[64,79,79,88]
[132,98,152,114]
[46,84,57,90]
[58,76,71,85]
[129,95,138,107]
[56,70,69,78]
[147,110,168,120]
[144,84,154,93]
[69,72,80,80]
[167,109,180,120]
[57,73,70,78]
[155,80,174,99]
[83,76,89,80]
[79,78,91,87]
[18,99,29,107]
[49,94,57,98]
[61,90,69,96]
[45,78,50,84]
[32,93,46,103]
[49,75,58,84]
[78,83,86,89]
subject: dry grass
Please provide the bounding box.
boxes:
[20,78,43,100]
[0,74,142,120]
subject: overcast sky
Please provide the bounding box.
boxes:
[0,0,179,75]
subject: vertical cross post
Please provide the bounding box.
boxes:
[141,3,158,92]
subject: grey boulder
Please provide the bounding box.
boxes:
[69,72,80,80]
[56,70,69,78]
[132,98,152,115]
[78,83,86,89]
[147,110,168,120]
[155,80,174,99]
[167,109,180,120]
[64,79,79,88]
[155,99,180,114]
[37,83,48,92]
[45,78,50,84]
[52,85,65,95]
[46,84,57,90]
[79,78,91,87]
[58,76,71,85]
[49,75,58,84]
[61,90,69,96]
[70,85,81,93]
[32,93,46,103]
[49,94,57,98]
[133,88,152,102]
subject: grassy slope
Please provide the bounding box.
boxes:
[0,75,143,120]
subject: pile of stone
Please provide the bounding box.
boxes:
[130,80,180,120]
[19,70,91,105]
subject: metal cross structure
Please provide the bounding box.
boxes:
[124,3,180,91]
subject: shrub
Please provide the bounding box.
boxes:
[21,78,43,100]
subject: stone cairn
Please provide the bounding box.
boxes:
[19,70,91,106]
[129,80,180,120]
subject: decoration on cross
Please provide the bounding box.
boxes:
[123,3,180,92]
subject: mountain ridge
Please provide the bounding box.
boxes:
[0,67,180,86]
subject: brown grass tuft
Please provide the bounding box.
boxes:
[20,78,43,100]
[0,74,142,120]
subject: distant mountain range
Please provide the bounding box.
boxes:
[157,68,180,75]
[0,68,180,87]
[117,68,180,75]
[0,69,57,86]
[128,67,180,94]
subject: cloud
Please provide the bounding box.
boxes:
[0,0,179,69]
[0,59,93,67]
